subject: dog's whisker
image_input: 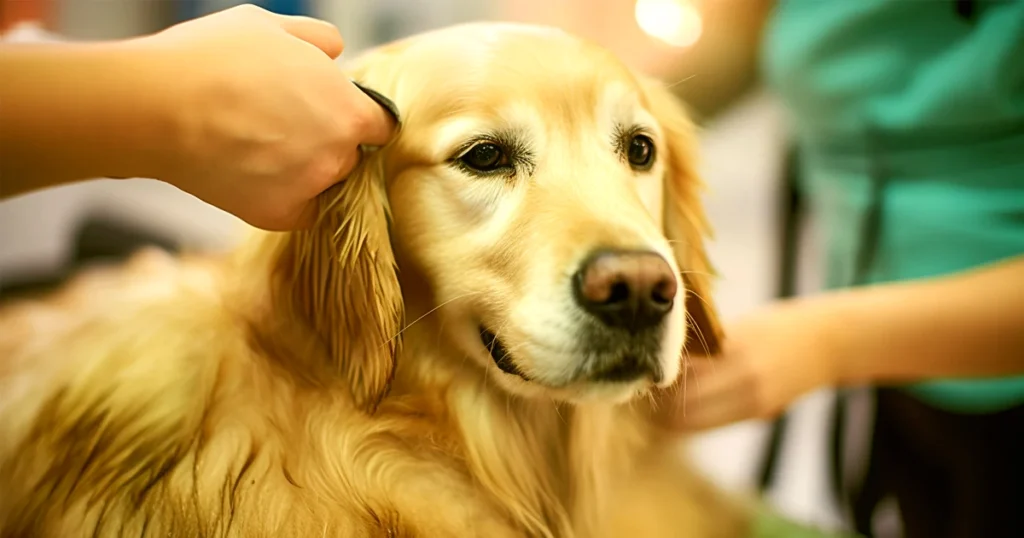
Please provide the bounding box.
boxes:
[682,349,698,417]
[686,289,717,314]
[497,339,532,356]
[665,73,698,90]
[384,291,482,346]
[684,308,713,360]
[553,403,567,425]
[676,269,716,279]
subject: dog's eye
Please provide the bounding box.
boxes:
[459,143,511,173]
[627,135,655,170]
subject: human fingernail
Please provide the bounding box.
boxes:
[351,80,400,125]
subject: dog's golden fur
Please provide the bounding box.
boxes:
[0,23,751,537]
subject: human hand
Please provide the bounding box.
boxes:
[654,297,841,432]
[138,4,396,231]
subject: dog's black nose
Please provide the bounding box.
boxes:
[572,249,677,332]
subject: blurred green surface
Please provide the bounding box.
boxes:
[753,507,864,538]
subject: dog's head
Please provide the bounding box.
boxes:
[264,23,721,411]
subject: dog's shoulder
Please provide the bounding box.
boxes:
[0,247,235,403]
[0,245,503,538]
[0,247,250,537]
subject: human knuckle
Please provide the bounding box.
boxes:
[308,154,343,185]
[348,105,376,135]
[234,3,265,16]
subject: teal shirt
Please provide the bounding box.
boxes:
[761,0,1024,414]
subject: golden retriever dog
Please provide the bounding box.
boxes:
[0,22,752,538]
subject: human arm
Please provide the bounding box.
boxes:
[657,254,1024,431]
[829,254,1024,383]
[0,4,396,230]
[0,40,181,196]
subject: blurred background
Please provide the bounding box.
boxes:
[0,0,843,532]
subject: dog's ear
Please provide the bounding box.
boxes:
[272,152,402,413]
[641,76,723,357]
[253,48,406,413]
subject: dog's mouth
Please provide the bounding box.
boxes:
[477,325,666,388]
[588,353,664,384]
[479,326,529,380]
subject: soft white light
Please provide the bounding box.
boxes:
[634,0,704,48]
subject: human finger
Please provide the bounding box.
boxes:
[271,13,345,58]
[676,391,753,432]
[683,358,744,404]
[347,82,399,147]
[671,362,752,430]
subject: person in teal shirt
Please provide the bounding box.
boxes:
[657,1,1024,537]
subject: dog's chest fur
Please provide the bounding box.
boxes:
[0,251,744,538]
[0,264,580,538]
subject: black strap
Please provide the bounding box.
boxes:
[352,80,401,125]
[756,144,804,494]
